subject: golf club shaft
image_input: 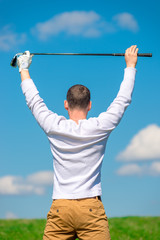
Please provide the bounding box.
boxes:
[31,53,152,57]
[10,52,152,67]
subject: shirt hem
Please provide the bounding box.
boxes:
[52,190,102,200]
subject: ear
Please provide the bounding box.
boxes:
[64,100,69,110]
[88,101,92,111]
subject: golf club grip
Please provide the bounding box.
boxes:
[31,53,152,57]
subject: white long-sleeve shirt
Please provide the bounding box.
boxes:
[21,67,136,199]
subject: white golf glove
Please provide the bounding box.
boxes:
[17,51,33,73]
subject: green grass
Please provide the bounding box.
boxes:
[108,216,160,240]
[0,217,159,240]
[0,219,45,240]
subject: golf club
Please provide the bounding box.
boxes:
[10,52,152,68]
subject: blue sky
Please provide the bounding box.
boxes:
[0,0,160,219]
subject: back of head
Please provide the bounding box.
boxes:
[67,84,90,110]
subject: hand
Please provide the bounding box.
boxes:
[17,51,33,73]
[125,45,138,68]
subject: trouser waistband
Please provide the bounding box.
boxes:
[72,196,101,201]
[53,196,101,201]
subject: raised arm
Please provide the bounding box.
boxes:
[98,45,138,131]
[17,51,62,134]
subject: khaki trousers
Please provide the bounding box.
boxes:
[43,197,111,240]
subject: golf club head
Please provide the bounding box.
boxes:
[10,55,18,67]
[10,53,24,67]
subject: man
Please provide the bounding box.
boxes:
[17,45,138,240]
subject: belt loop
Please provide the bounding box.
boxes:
[96,196,102,201]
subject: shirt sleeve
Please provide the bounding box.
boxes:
[21,79,65,134]
[97,67,136,131]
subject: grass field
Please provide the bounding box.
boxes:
[0,217,160,240]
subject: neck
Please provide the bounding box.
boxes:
[68,109,88,124]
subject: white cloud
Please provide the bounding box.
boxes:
[0,171,53,195]
[116,162,160,176]
[31,11,102,40]
[27,171,53,185]
[117,124,160,161]
[150,162,160,176]
[0,25,26,51]
[31,11,138,40]
[5,212,18,219]
[117,164,142,176]
[113,13,139,32]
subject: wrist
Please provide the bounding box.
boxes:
[126,64,136,68]
[20,69,30,82]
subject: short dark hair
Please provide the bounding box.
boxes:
[67,84,90,109]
